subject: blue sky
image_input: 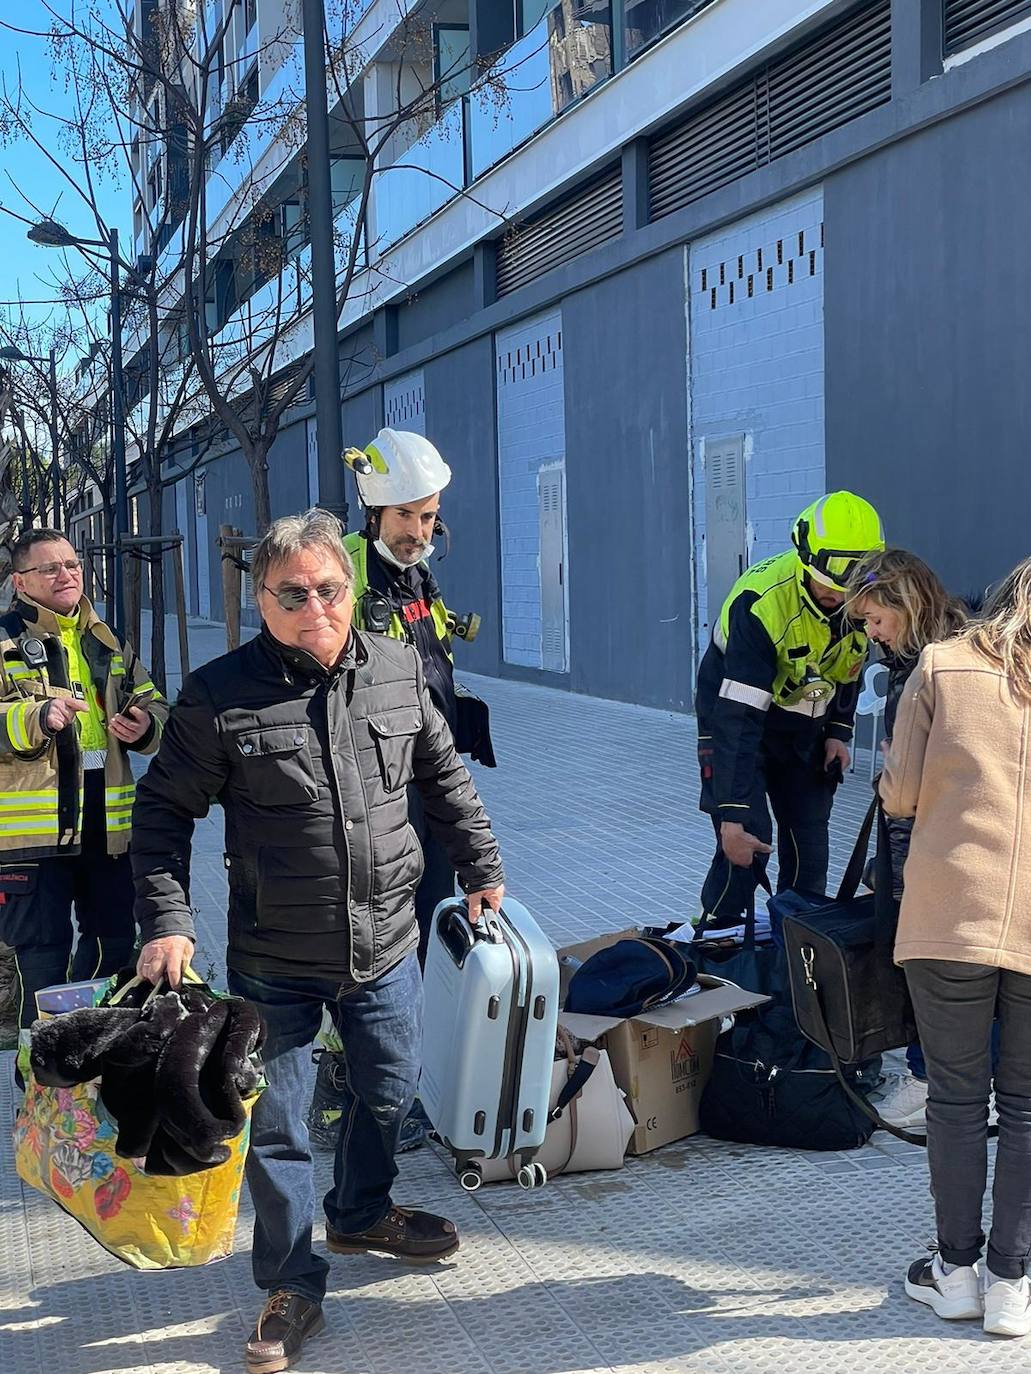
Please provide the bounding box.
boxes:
[0,1,127,329]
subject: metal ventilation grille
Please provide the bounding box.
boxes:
[944,0,1031,53]
[496,167,622,298]
[649,0,891,221]
[649,83,762,221]
[766,3,892,159]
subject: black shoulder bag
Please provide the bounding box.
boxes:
[780,800,996,1147]
[693,880,877,1152]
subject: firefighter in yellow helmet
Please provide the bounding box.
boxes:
[695,491,885,923]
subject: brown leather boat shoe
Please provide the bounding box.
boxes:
[245,1291,325,1373]
[326,1205,459,1264]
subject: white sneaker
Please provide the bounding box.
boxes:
[905,1254,983,1320]
[877,1073,928,1130]
[984,1275,1031,1337]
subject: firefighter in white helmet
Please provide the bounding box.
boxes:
[344,430,457,743]
[308,429,492,1153]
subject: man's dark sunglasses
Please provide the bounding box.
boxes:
[262,581,349,612]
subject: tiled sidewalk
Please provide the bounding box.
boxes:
[0,636,1013,1374]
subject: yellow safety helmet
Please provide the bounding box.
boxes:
[791,491,885,593]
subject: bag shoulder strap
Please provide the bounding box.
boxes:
[551,1047,599,1120]
[505,1030,597,1180]
[835,797,879,903]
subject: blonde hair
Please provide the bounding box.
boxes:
[846,548,967,660]
[960,557,1031,702]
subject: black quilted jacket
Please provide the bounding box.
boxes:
[132,627,504,981]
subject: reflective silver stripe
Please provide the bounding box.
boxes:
[82,749,108,770]
[718,679,773,711]
[777,695,831,719]
[6,702,32,752]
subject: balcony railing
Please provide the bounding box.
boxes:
[325,0,377,51]
[374,102,466,251]
[293,194,367,315]
[467,19,553,181]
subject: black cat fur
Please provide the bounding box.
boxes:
[99,993,187,1159]
[30,1007,142,1087]
[142,1124,232,1176]
[203,997,265,1120]
[156,1000,245,1164]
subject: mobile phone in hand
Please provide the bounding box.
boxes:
[118,688,153,716]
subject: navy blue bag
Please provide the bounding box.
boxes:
[564,937,696,1018]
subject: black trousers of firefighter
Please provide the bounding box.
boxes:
[0,769,136,1033]
[699,733,840,923]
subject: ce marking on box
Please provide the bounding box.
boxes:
[646,1116,659,1131]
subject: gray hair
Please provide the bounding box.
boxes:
[251,508,354,597]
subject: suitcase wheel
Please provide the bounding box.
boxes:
[517,1162,547,1190]
[458,1165,483,1192]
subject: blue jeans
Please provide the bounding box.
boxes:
[228,953,423,1303]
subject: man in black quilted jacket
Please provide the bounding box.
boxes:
[131,508,505,1374]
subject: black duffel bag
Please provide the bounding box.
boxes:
[693,885,877,1152]
[780,799,927,1144]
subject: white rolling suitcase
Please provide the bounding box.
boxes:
[420,896,559,1191]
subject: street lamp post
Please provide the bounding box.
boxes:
[27,219,130,634]
[108,227,129,615]
[301,0,347,527]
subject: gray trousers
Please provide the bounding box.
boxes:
[905,959,1031,1279]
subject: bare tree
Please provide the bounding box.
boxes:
[1,0,514,537]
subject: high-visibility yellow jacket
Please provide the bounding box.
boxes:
[344,532,452,650]
[696,550,868,816]
[0,595,168,859]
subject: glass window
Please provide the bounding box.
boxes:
[434,24,471,106]
[469,1,611,179]
[548,1,612,115]
[279,199,307,260]
[330,156,363,215]
[519,0,554,37]
[624,0,720,60]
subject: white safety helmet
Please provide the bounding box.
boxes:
[347,428,452,509]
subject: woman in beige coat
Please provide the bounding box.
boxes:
[881,558,1031,1338]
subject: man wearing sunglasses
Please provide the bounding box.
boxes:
[0,528,167,1082]
[694,491,884,926]
[130,508,504,1374]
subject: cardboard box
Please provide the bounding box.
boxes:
[558,930,768,1155]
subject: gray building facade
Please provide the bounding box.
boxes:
[91,0,1031,713]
